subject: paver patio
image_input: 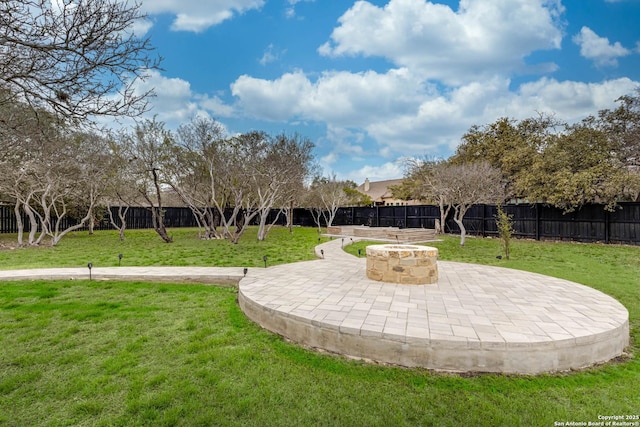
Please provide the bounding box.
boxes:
[238,238,630,374]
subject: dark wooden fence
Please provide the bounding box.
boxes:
[1,203,639,245]
[330,203,640,245]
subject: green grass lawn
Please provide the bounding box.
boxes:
[1,228,639,426]
[0,226,326,269]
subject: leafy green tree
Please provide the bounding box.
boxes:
[452,101,640,210]
[599,88,640,169]
[452,114,561,200]
[388,179,418,202]
[521,118,638,211]
[344,181,373,207]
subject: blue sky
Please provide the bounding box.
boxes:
[129,0,640,184]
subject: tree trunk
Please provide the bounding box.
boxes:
[202,210,221,239]
[51,211,93,246]
[230,207,258,244]
[321,208,338,228]
[453,205,467,246]
[14,199,24,246]
[327,210,336,227]
[310,208,323,233]
[23,201,40,245]
[202,208,220,239]
[118,208,127,241]
[107,204,128,241]
[454,216,467,246]
[257,212,268,241]
[257,208,283,241]
[151,206,172,243]
[437,197,452,235]
[146,169,172,243]
[88,207,95,235]
[287,201,294,233]
[439,199,446,234]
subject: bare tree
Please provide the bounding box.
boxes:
[282,180,307,233]
[169,117,227,240]
[34,130,113,245]
[0,106,38,245]
[441,162,506,246]
[401,158,452,234]
[116,119,173,243]
[106,195,132,241]
[76,132,114,236]
[305,175,355,229]
[168,128,255,244]
[252,132,315,241]
[403,159,506,244]
[220,131,266,243]
[0,0,159,243]
[0,120,111,246]
[0,0,160,121]
[102,136,142,241]
[0,104,81,246]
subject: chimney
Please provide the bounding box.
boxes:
[364,178,370,192]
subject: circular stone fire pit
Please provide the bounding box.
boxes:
[366,244,438,285]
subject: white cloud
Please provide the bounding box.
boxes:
[572,26,631,67]
[140,0,264,32]
[515,77,637,119]
[322,126,367,158]
[399,76,625,165]
[196,94,236,118]
[259,44,287,65]
[367,77,640,157]
[130,18,154,36]
[229,64,639,162]
[319,0,565,85]
[100,70,234,129]
[129,71,201,125]
[285,0,314,19]
[320,152,338,166]
[231,68,429,125]
[230,71,313,120]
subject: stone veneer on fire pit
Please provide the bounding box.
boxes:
[366,244,438,285]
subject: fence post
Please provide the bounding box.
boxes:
[604,209,610,244]
[535,204,541,241]
[404,205,408,229]
[481,204,486,237]
[375,205,380,227]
